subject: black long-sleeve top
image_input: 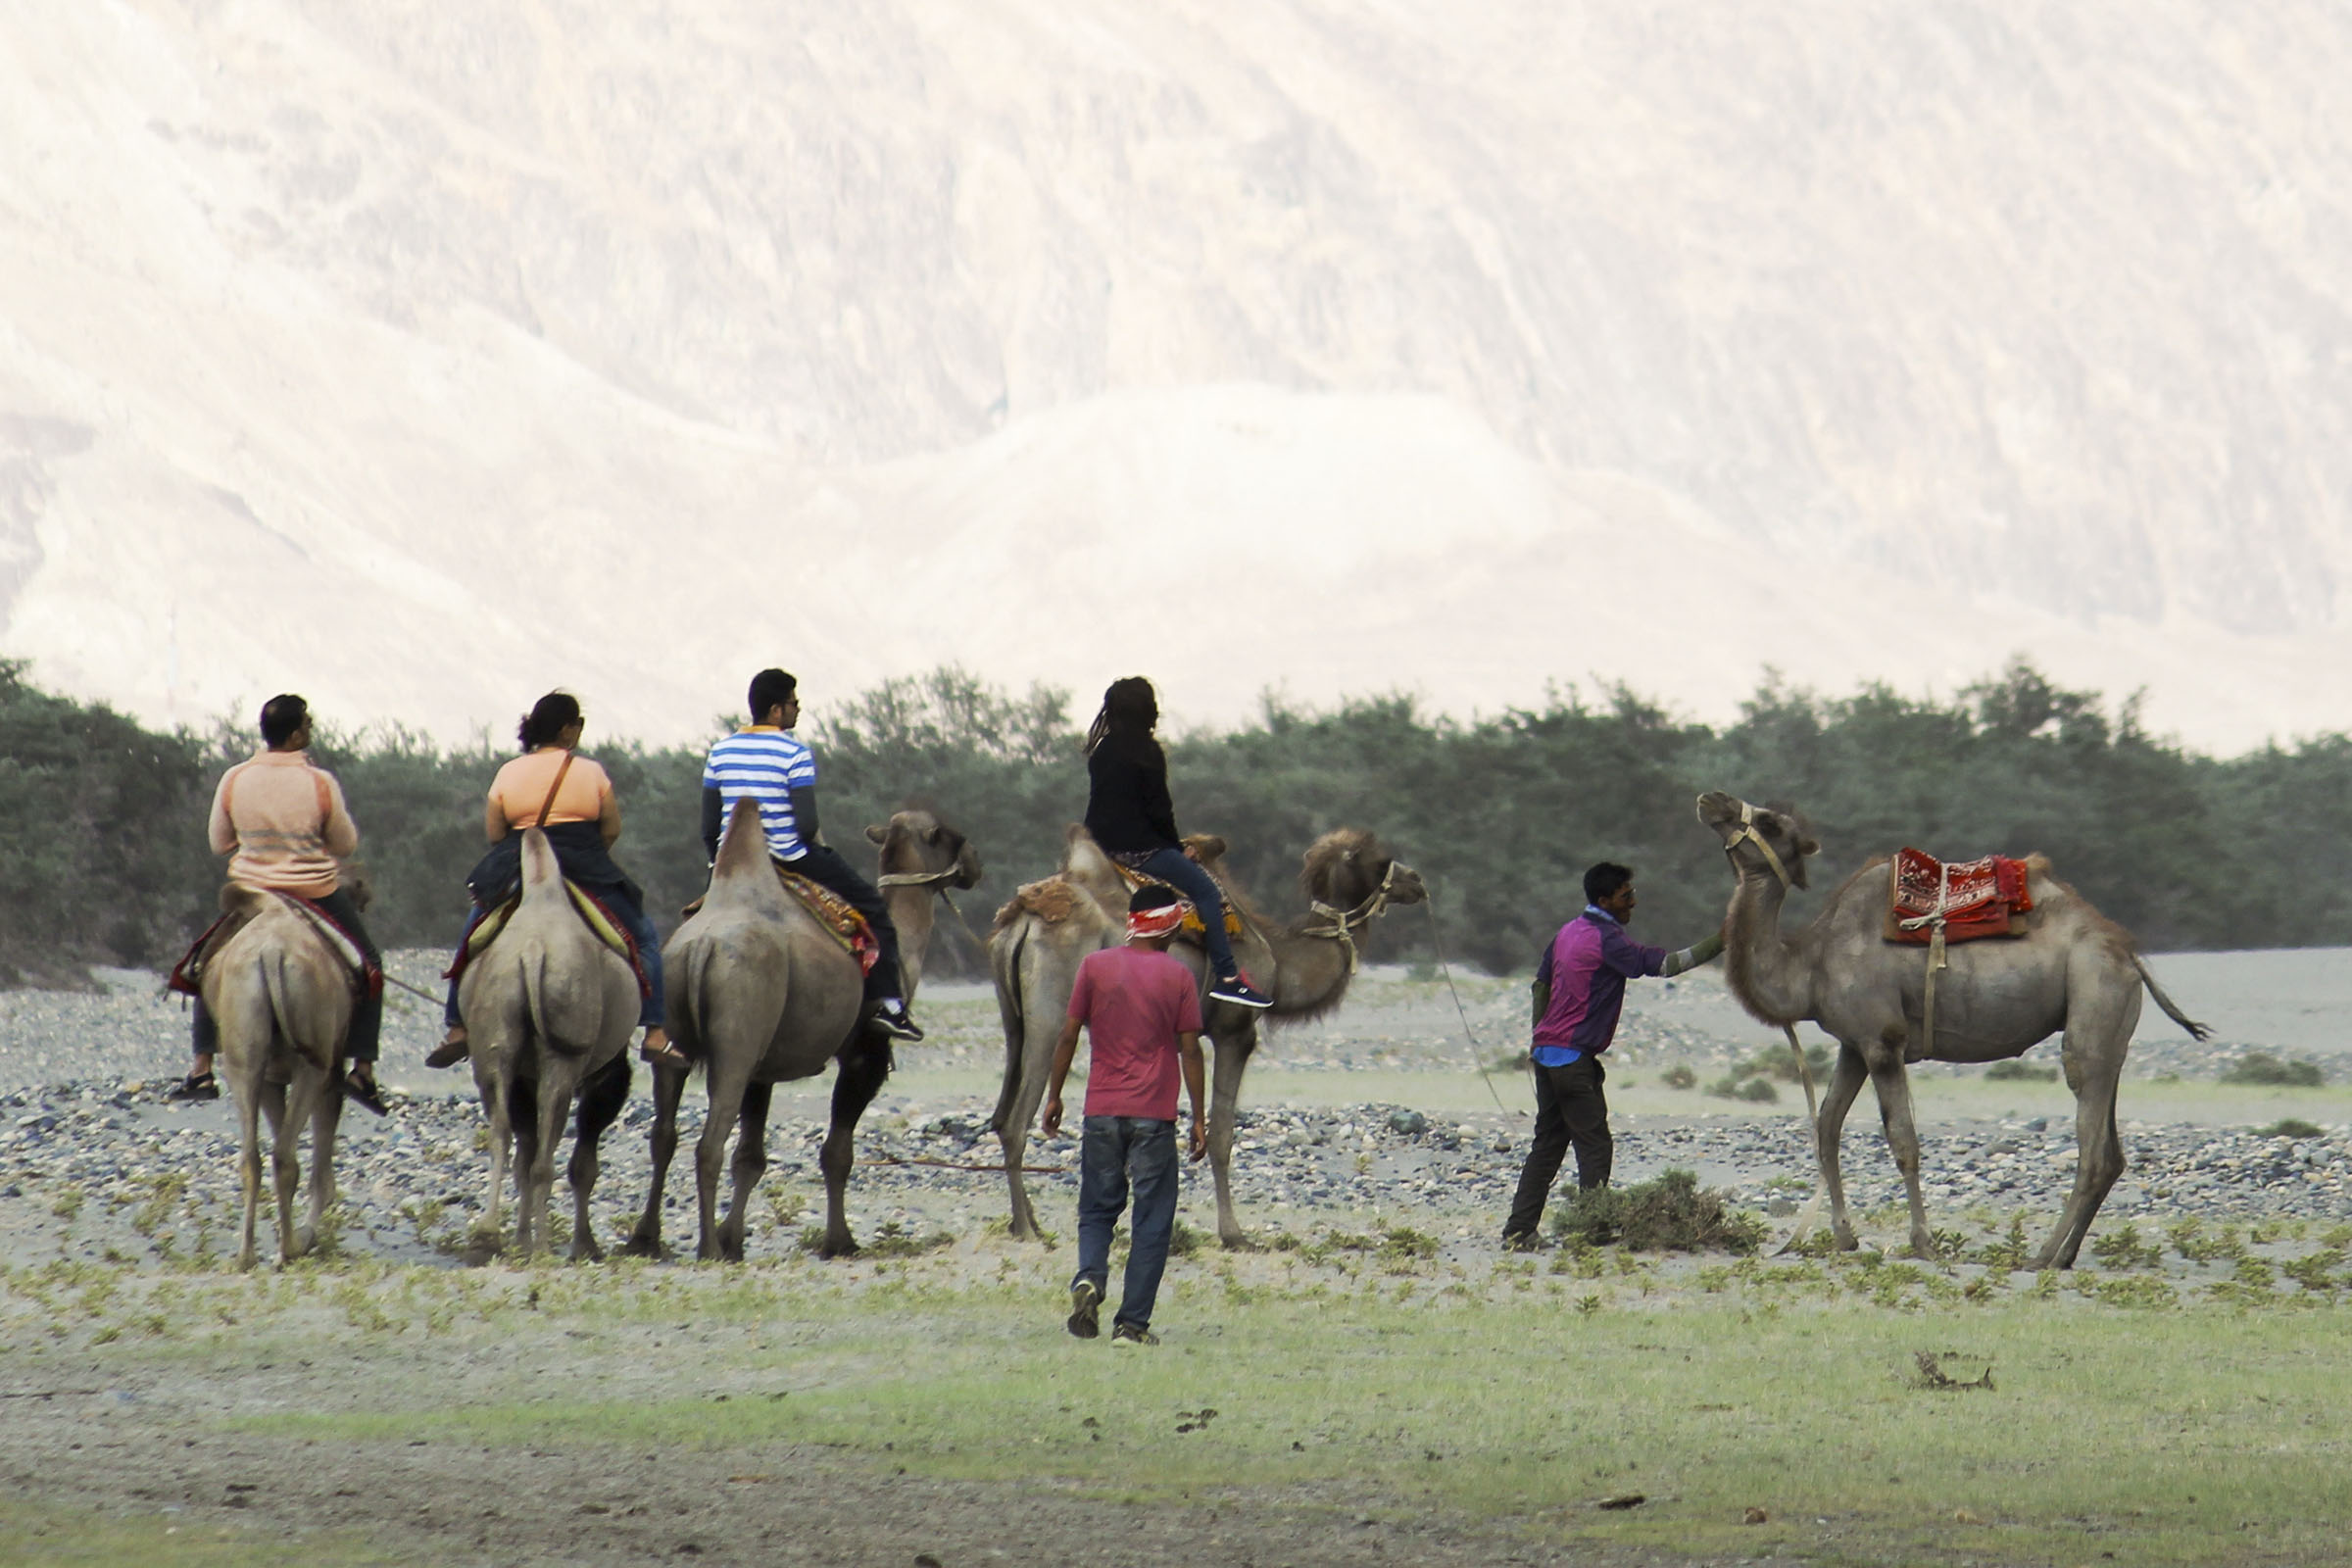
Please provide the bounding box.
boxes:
[1083,735,1181,856]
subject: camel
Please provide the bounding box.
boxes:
[203,890,357,1268]
[990,826,1427,1246]
[1695,791,2211,1267]
[456,826,638,1262]
[626,804,972,1260]
[865,808,984,998]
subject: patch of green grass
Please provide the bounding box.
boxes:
[1658,1064,1697,1091]
[2089,1222,2166,1272]
[237,1290,2352,1567]
[1732,1042,1831,1082]
[1984,1058,2059,1082]
[2221,1052,2326,1087]
[1,1501,398,1565]
[2259,1118,2326,1140]
[1703,1073,1779,1102]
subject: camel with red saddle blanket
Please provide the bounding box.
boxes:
[1697,792,2211,1269]
[990,824,1427,1246]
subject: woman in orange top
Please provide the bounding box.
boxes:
[430,691,680,1068]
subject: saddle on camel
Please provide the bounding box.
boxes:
[171,891,380,1007]
[677,867,883,977]
[1883,846,2037,1054]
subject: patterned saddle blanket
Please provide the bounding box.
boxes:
[169,893,382,999]
[1110,860,1244,938]
[443,880,651,997]
[777,866,881,975]
[1884,849,2034,946]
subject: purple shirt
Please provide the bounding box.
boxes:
[1531,906,1669,1065]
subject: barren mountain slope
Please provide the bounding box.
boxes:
[3,2,2349,745]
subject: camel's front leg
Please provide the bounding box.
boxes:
[520,1070,575,1262]
[1205,1026,1255,1248]
[471,1068,514,1262]
[1866,1048,1936,1258]
[267,1076,308,1264]
[234,1073,268,1271]
[717,1081,773,1262]
[1816,1043,1870,1250]
[625,1062,687,1257]
[567,1055,631,1263]
[818,1034,893,1258]
[997,1032,1058,1243]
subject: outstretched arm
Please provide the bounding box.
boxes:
[1660,929,1727,977]
[1041,1016,1084,1138]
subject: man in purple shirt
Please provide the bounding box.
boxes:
[1501,861,1724,1247]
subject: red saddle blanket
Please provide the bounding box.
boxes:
[777,867,882,976]
[169,895,383,999]
[1884,849,2034,945]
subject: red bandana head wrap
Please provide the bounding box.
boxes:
[1127,901,1189,941]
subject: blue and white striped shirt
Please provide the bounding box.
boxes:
[702,727,818,861]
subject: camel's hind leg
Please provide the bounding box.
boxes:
[696,1053,757,1262]
[625,1062,687,1257]
[520,1068,576,1262]
[1205,1026,1257,1248]
[716,1081,772,1262]
[264,1073,312,1264]
[508,1073,546,1259]
[818,1033,893,1258]
[1816,1042,1870,1251]
[1864,1041,1936,1258]
[467,1067,514,1264]
[991,955,1056,1243]
[234,1073,269,1271]
[298,1065,345,1255]
[567,1056,631,1263]
[2037,978,2140,1269]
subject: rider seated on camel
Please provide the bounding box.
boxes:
[700,667,923,1042]
[426,691,682,1071]
[1082,676,1271,1010]
[171,694,387,1113]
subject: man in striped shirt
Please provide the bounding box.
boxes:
[700,668,921,1041]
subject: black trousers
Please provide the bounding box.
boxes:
[783,845,905,1004]
[191,886,383,1062]
[1503,1054,1611,1238]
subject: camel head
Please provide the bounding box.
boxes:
[1299,828,1427,913]
[866,809,983,889]
[1695,791,1818,890]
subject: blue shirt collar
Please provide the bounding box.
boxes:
[1584,903,1618,925]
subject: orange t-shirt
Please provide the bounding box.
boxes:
[488,749,613,830]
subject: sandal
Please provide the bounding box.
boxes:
[637,1032,690,1069]
[342,1071,389,1116]
[424,1029,468,1069]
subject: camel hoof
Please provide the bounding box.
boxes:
[819,1234,859,1260]
[1218,1231,1260,1251]
[620,1231,665,1260]
[572,1238,605,1264]
[461,1235,504,1268]
[1832,1232,1859,1252]
[718,1236,746,1264]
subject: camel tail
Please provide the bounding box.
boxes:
[2134,956,2212,1042]
[987,917,1029,1134]
[519,943,589,1058]
[259,950,323,1069]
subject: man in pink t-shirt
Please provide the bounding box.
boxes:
[1043,886,1207,1345]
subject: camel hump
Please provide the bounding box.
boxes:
[517,826,566,906]
[706,797,785,909]
[996,877,1090,930]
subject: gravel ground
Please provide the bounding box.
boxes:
[2,956,2347,1269]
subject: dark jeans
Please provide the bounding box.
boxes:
[782,845,906,1004]
[191,886,382,1063]
[442,888,666,1030]
[1073,1115,1181,1332]
[1503,1054,1611,1237]
[1131,848,1238,979]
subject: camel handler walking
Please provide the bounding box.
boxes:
[1043,886,1208,1346]
[170,694,387,1114]
[1500,861,1722,1248]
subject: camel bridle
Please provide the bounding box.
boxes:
[1303,858,1412,975]
[1721,801,1795,891]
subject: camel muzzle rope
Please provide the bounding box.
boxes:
[1418,893,1525,1119]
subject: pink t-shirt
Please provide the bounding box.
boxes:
[1066,945,1201,1120]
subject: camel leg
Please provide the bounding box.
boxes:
[1205,1025,1257,1248]
[567,1055,631,1263]
[717,1081,773,1263]
[522,1068,574,1263]
[1816,1043,1870,1251]
[235,1072,267,1271]
[2036,983,2138,1269]
[993,995,1058,1243]
[1865,1049,1936,1258]
[301,1064,345,1255]
[819,1032,894,1259]
[697,1055,756,1261]
[470,1070,513,1264]
[625,1062,686,1257]
[509,1072,545,1259]
[270,1073,309,1264]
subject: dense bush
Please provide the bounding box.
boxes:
[1551,1168,1767,1252]
[10,656,2352,987]
[2221,1052,2328,1088]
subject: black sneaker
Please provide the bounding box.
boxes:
[166,1072,219,1102]
[342,1072,389,1117]
[872,1000,925,1042]
[1109,1322,1159,1347]
[1207,975,1273,1010]
[1066,1280,1102,1340]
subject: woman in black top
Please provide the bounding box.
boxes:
[1083,677,1271,1009]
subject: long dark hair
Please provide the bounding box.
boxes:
[1086,676,1159,755]
[518,691,582,751]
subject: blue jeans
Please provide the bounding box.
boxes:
[1073,1115,1182,1333]
[1131,848,1238,979]
[443,890,665,1030]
